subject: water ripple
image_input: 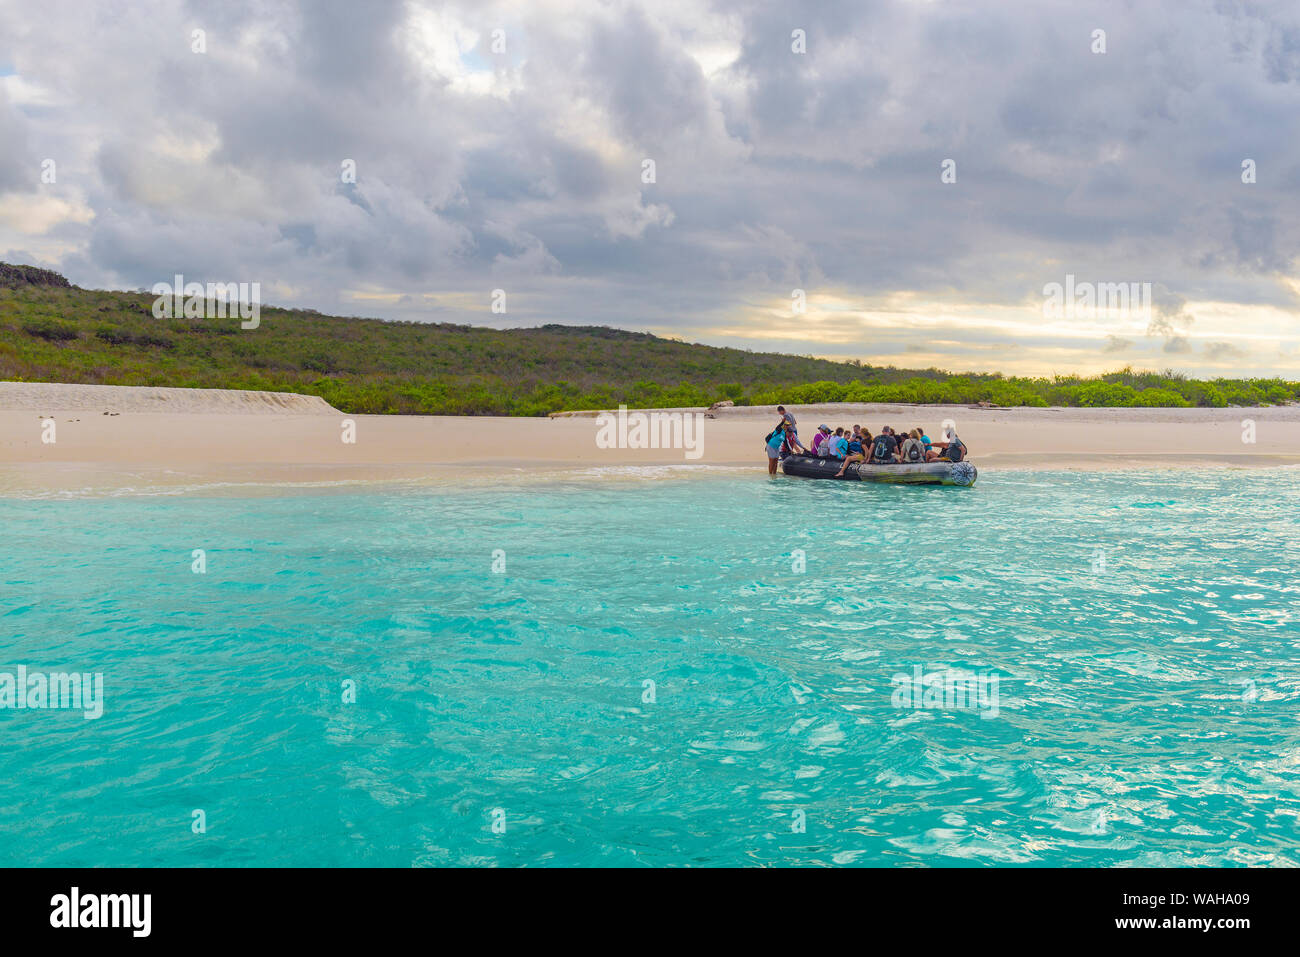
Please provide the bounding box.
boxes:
[1,468,1298,866]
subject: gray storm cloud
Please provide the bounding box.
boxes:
[0,0,1298,376]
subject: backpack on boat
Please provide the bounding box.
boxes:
[902,439,925,463]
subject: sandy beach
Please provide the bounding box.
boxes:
[2,381,1298,493]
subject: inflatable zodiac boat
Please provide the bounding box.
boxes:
[780,454,978,487]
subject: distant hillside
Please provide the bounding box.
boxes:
[0,263,71,289]
[1,264,1296,415]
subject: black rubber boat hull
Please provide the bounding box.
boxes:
[780,454,978,486]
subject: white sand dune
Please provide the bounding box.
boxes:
[0,381,340,414]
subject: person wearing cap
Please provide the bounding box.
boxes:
[934,426,967,462]
[809,424,832,455]
[775,406,804,453]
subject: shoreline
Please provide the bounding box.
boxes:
[4,382,1299,494]
[5,460,1298,501]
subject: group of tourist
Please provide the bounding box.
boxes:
[765,406,967,475]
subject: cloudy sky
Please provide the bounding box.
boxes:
[2,0,1299,377]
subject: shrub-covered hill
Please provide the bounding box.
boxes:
[1,264,1296,415]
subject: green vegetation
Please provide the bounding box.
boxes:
[2,265,1297,415]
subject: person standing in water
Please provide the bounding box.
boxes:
[764,423,787,474]
[775,406,804,453]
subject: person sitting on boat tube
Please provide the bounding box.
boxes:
[939,428,967,462]
[899,429,927,464]
[809,424,832,455]
[833,429,872,477]
[869,427,899,465]
[822,427,848,461]
[929,427,967,462]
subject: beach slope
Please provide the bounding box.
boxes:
[2,382,1298,492]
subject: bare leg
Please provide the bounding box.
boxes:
[834,453,863,477]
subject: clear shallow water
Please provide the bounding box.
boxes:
[2,468,1299,867]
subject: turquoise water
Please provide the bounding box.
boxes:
[2,468,1299,867]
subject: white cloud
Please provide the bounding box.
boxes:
[0,192,94,234]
